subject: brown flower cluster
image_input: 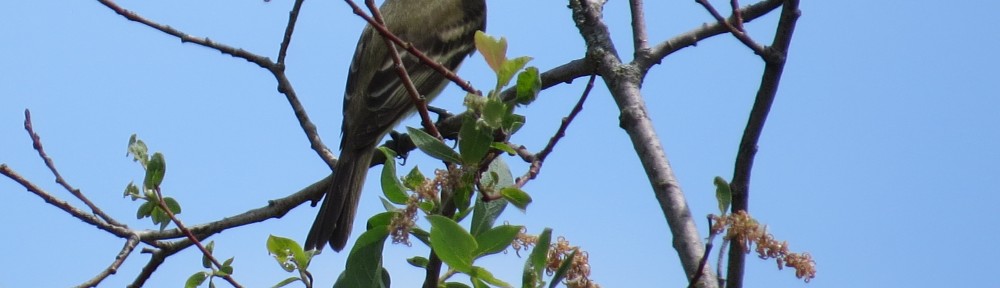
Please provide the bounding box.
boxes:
[511,229,599,287]
[511,227,538,256]
[390,169,449,245]
[546,237,599,288]
[715,211,816,282]
[389,194,418,245]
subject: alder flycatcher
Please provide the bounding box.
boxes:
[306,0,487,252]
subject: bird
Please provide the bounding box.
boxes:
[305,0,488,252]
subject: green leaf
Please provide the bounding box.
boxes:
[470,197,508,237]
[471,158,512,236]
[136,201,155,219]
[500,187,532,212]
[490,142,517,155]
[471,266,513,288]
[407,256,429,268]
[151,207,170,230]
[714,176,732,214]
[410,227,431,246]
[144,152,166,189]
[378,147,408,204]
[403,166,426,190]
[124,181,140,200]
[217,257,234,276]
[484,157,515,188]
[452,172,476,220]
[273,277,301,288]
[459,115,493,165]
[222,256,235,270]
[335,225,390,288]
[127,134,149,167]
[498,56,532,88]
[267,235,308,272]
[454,209,473,227]
[523,228,552,288]
[549,249,577,288]
[464,92,486,112]
[185,271,209,288]
[475,31,507,74]
[474,225,522,258]
[366,212,396,229]
[202,241,215,269]
[427,215,477,273]
[503,113,526,135]
[163,197,182,215]
[418,200,435,214]
[379,197,401,212]
[407,127,462,163]
[444,282,473,288]
[482,97,509,129]
[515,67,542,105]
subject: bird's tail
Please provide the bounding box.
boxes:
[305,145,375,252]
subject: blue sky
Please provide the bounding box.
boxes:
[2,0,998,287]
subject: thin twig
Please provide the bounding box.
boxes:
[509,142,535,163]
[81,163,327,286]
[361,0,442,138]
[5,145,328,284]
[717,238,729,287]
[277,0,306,65]
[129,247,171,288]
[0,164,133,236]
[343,0,480,96]
[536,74,596,162]
[23,109,123,227]
[94,0,337,170]
[152,188,243,288]
[694,0,766,55]
[77,233,141,288]
[730,0,745,31]
[95,0,272,68]
[515,74,596,188]
[688,216,719,288]
[641,0,783,72]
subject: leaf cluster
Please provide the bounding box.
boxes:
[124,134,181,230]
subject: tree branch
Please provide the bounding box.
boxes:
[515,74,596,188]
[629,0,650,55]
[152,187,243,288]
[0,164,133,237]
[638,0,783,72]
[276,0,306,65]
[4,111,330,285]
[694,0,766,55]
[95,0,337,170]
[77,233,141,288]
[568,0,714,287]
[725,1,800,287]
[23,109,123,227]
[687,216,721,288]
[129,245,173,288]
